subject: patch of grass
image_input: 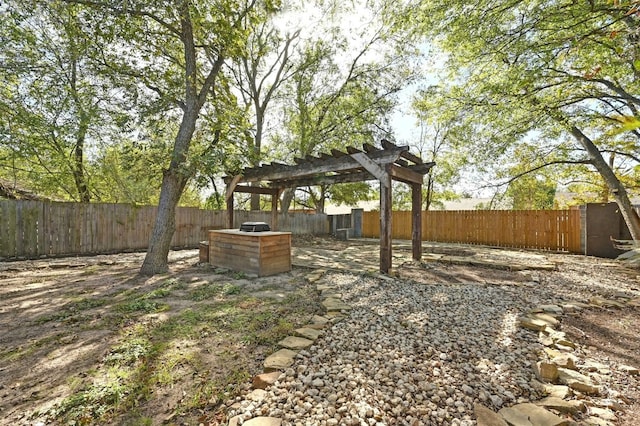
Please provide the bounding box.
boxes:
[189,282,222,301]
[34,297,108,324]
[46,328,158,423]
[183,367,250,411]
[237,297,262,310]
[1,342,38,363]
[104,338,151,366]
[160,277,187,291]
[153,308,207,339]
[223,308,295,346]
[142,287,172,299]
[222,283,241,295]
[47,372,135,425]
[189,281,243,301]
[232,271,247,279]
[41,266,321,425]
[115,299,169,314]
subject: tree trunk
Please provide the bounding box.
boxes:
[250,192,261,210]
[140,167,189,275]
[140,105,195,275]
[73,115,90,203]
[280,188,295,213]
[568,125,640,241]
[315,185,326,214]
[140,2,224,275]
[424,172,434,211]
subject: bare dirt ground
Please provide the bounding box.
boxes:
[562,307,640,425]
[1,237,639,425]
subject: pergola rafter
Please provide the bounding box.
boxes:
[223,139,435,273]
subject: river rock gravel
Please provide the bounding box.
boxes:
[230,275,548,425]
[227,254,640,426]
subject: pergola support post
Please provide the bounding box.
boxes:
[412,183,422,261]
[226,192,234,229]
[379,166,392,273]
[271,189,280,231]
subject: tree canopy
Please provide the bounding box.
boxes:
[413,0,640,236]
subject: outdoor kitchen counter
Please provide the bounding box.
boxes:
[208,229,292,276]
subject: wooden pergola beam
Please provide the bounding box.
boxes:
[259,163,435,189]
[230,145,407,183]
[232,185,279,195]
[390,164,424,185]
[269,171,374,189]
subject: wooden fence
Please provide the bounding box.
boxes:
[363,209,582,253]
[0,200,329,260]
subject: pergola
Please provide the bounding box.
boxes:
[223,139,435,273]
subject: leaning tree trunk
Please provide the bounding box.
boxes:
[139,2,226,275]
[140,169,189,274]
[569,125,640,241]
[140,108,196,275]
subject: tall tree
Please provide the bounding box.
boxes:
[231,22,300,210]
[416,0,640,237]
[412,91,471,210]
[1,1,117,202]
[272,0,420,212]
[59,0,270,274]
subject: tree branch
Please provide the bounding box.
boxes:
[488,159,594,189]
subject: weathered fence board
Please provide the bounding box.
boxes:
[363,209,582,253]
[0,200,330,259]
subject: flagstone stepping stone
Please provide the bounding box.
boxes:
[316,284,334,292]
[312,315,329,325]
[306,271,325,282]
[518,316,548,331]
[536,396,586,414]
[278,336,314,350]
[252,371,281,389]
[499,403,569,426]
[619,364,639,375]
[530,312,559,327]
[322,297,351,311]
[541,384,571,399]
[589,407,617,421]
[243,417,282,426]
[295,327,323,340]
[534,361,559,382]
[474,403,508,426]
[247,389,267,402]
[307,315,331,330]
[558,368,600,395]
[539,304,564,314]
[264,349,297,371]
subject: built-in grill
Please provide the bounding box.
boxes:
[239,221,271,232]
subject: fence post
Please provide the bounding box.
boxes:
[351,208,363,238]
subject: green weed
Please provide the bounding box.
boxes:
[115,299,169,314]
[34,298,108,324]
[104,338,151,366]
[142,287,171,299]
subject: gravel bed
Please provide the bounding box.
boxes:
[228,257,639,426]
